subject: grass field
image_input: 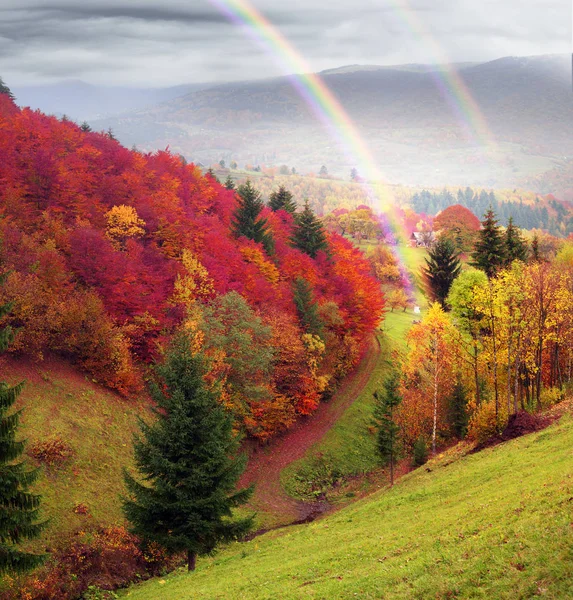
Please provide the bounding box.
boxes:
[3,357,148,547]
[123,414,573,600]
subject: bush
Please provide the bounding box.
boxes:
[28,436,73,466]
[412,436,428,467]
[467,401,508,445]
[540,386,565,408]
[0,527,172,600]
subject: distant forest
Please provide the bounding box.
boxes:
[411,188,573,237]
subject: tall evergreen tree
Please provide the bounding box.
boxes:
[0,77,14,101]
[80,121,92,133]
[206,167,220,183]
[268,185,296,213]
[504,217,527,265]
[372,371,402,486]
[422,238,461,309]
[291,201,328,259]
[0,274,45,574]
[447,377,468,439]
[224,174,236,190]
[231,180,274,255]
[123,334,254,572]
[471,209,506,277]
[531,234,541,262]
[292,278,323,338]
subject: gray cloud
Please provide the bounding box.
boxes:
[1,0,569,87]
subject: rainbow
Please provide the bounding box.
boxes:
[207,0,494,291]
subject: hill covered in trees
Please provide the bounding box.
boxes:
[0,89,382,441]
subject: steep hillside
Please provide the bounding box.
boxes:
[1,355,148,547]
[0,91,383,441]
[94,54,573,189]
[124,414,573,599]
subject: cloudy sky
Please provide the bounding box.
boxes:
[1,0,570,87]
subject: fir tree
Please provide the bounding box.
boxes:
[531,234,541,262]
[80,121,92,133]
[0,77,15,101]
[206,168,220,183]
[447,377,468,439]
[372,371,402,486]
[231,180,274,254]
[291,201,328,259]
[224,174,236,190]
[268,185,297,213]
[106,127,116,141]
[292,278,323,338]
[0,274,45,574]
[123,334,254,572]
[422,238,461,309]
[504,217,527,265]
[471,209,506,277]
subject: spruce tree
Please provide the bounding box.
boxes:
[372,371,402,486]
[231,180,274,255]
[123,334,254,572]
[422,238,461,309]
[471,209,506,277]
[292,278,323,338]
[447,377,468,439]
[224,174,236,190]
[80,121,92,133]
[504,217,527,265]
[531,234,541,262]
[268,185,297,213]
[0,274,45,574]
[0,77,15,101]
[206,167,220,183]
[291,201,328,259]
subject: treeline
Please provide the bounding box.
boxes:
[411,187,573,237]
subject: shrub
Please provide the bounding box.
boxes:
[539,386,564,408]
[0,527,172,600]
[28,436,73,466]
[467,401,508,445]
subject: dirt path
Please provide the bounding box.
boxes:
[240,334,382,525]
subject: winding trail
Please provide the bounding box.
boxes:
[239,334,382,525]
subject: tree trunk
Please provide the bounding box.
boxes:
[432,331,438,455]
[187,550,197,572]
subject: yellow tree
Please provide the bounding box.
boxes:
[402,303,457,453]
[105,204,146,250]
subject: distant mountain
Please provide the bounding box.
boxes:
[94,54,572,189]
[12,80,210,121]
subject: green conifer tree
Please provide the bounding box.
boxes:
[422,238,461,309]
[268,185,297,213]
[471,209,506,277]
[0,274,45,574]
[531,234,541,262]
[0,77,15,101]
[291,201,328,259]
[123,334,254,572]
[372,371,402,486]
[80,121,92,132]
[224,174,236,190]
[504,217,527,265]
[206,167,220,183]
[231,180,274,255]
[447,377,468,439]
[292,278,323,338]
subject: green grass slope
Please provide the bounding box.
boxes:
[2,356,148,547]
[124,415,573,600]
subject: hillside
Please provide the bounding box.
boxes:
[0,90,382,441]
[124,414,573,599]
[93,54,573,189]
